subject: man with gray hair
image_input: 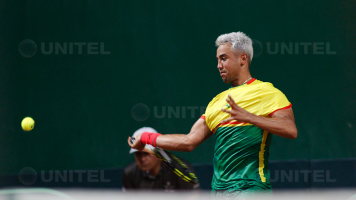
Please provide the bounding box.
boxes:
[129,32,297,198]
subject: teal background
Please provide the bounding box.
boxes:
[0,0,355,175]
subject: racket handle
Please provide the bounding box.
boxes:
[130,137,135,144]
[130,137,155,155]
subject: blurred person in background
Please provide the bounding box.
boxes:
[123,127,200,191]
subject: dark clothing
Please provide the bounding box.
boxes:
[122,161,200,191]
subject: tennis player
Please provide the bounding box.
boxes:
[128,32,297,197]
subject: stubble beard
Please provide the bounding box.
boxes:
[222,76,230,84]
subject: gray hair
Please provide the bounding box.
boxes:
[215,32,253,62]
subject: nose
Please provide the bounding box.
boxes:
[217,61,223,70]
[140,155,146,162]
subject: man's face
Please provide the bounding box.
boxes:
[216,43,241,84]
[134,151,161,171]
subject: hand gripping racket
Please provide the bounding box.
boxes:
[130,138,199,184]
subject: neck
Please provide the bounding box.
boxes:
[149,161,161,176]
[231,73,252,87]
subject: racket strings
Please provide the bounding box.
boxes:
[153,148,199,184]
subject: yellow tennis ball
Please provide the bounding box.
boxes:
[21,117,35,131]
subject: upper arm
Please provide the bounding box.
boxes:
[271,107,295,122]
[187,118,213,148]
[271,107,298,139]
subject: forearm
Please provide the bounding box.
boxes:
[248,115,297,139]
[154,118,212,152]
[129,119,212,152]
[155,134,196,152]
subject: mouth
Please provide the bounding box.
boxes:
[220,71,227,77]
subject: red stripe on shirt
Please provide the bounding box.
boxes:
[247,78,256,85]
[269,103,293,116]
[212,121,246,133]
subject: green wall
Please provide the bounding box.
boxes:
[1,0,355,175]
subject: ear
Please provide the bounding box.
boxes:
[240,54,248,66]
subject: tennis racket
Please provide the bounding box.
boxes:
[130,138,199,184]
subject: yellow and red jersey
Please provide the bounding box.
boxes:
[201,78,292,191]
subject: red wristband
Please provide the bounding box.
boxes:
[140,132,162,147]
